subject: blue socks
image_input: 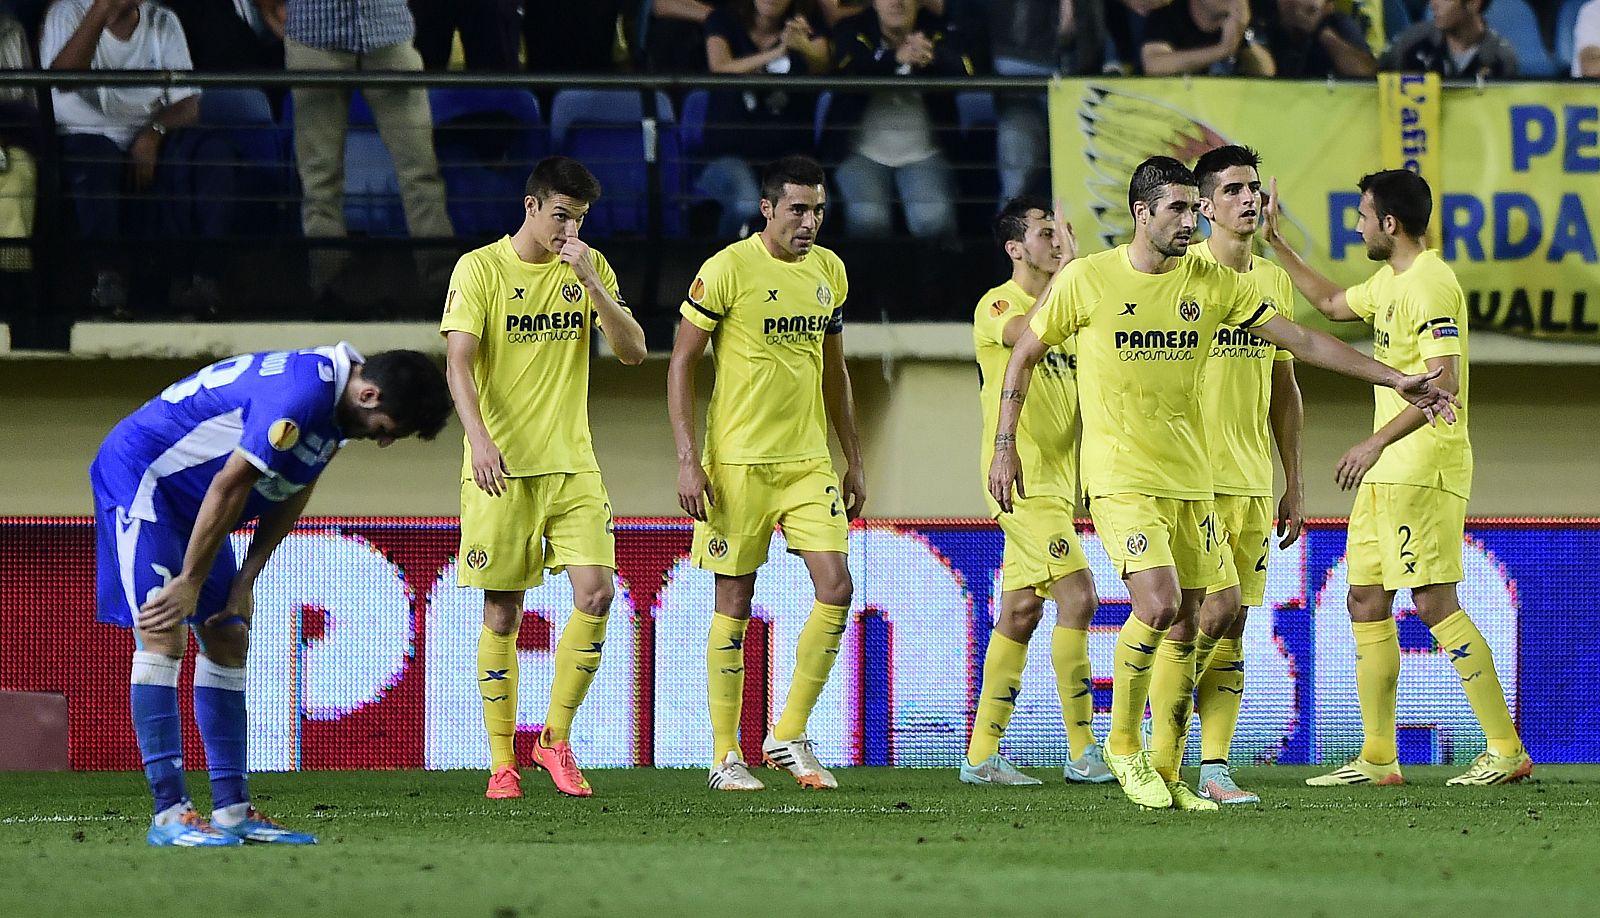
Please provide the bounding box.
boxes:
[130,652,186,813]
[193,655,250,810]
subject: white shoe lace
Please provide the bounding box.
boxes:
[786,737,826,774]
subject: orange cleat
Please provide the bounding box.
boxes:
[486,764,523,799]
[531,731,593,797]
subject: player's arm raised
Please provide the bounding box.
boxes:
[1334,354,1460,491]
[1261,177,1360,322]
[136,451,262,632]
[822,330,866,521]
[667,319,714,521]
[445,330,508,497]
[560,236,647,365]
[1269,359,1306,547]
[1250,314,1458,424]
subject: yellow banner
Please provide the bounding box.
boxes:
[1377,72,1442,237]
[1048,78,1600,343]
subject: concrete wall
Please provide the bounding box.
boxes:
[3,358,1597,518]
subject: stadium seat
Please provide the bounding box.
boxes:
[281,92,407,237]
[196,88,297,236]
[549,89,682,237]
[1484,0,1559,77]
[679,89,710,161]
[956,91,997,139]
[1556,0,1587,72]
[429,88,548,237]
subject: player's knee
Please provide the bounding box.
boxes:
[1006,597,1045,634]
[1052,578,1098,630]
[1139,597,1183,629]
[574,584,614,616]
[482,592,523,635]
[196,624,249,668]
[814,570,852,607]
[135,626,185,658]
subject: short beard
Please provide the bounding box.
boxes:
[1155,236,1190,258]
[1365,237,1394,261]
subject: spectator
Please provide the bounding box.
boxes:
[0,8,37,276]
[1142,0,1277,75]
[819,0,944,26]
[1263,0,1376,76]
[263,0,454,296]
[163,0,283,72]
[409,0,520,71]
[646,0,716,72]
[42,0,233,317]
[1378,0,1518,78]
[698,0,831,237]
[523,0,623,74]
[1575,0,1600,78]
[828,0,975,238]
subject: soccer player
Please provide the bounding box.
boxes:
[93,344,451,846]
[668,155,865,792]
[988,156,1457,811]
[1263,168,1533,786]
[441,156,648,800]
[1160,145,1306,805]
[961,196,1113,787]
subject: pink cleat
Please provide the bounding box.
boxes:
[531,731,593,797]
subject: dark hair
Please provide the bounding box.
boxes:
[1127,156,1197,216]
[361,350,452,441]
[525,156,602,204]
[1358,169,1432,238]
[993,195,1051,249]
[760,155,827,205]
[1193,145,1261,198]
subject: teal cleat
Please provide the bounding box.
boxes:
[146,806,242,847]
[959,754,1043,786]
[1197,762,1261,805]
[213,807,319,845]
[1064,743,1117,784]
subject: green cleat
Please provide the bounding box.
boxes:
[1104,748,1174,810]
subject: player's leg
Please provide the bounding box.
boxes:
[1195,495,1267,804]
[529,474,621,797]
[1050,568,1114,783]
[962,586,1045,786]
[763,461,852,788]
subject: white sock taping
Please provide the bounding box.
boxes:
[130,651,181,687]
[193,655,247,693]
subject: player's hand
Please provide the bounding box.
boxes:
[1392,366,1459,425]
[128,127,161,191]
[1335,436,1384,491]
[1276,481,1306,548]
[469,435,509,497]
[1052,199,1078,265]
[840,465,867,522]
[1262,176,1284,247]
[203,582,254,633]
[678,462,713,522]
[558,234,600,288]
[988,444,1025,513]
[137,575,201,633]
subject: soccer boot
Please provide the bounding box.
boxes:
[1064,743,1117,784]
[1447,750,1534,786]
[213,806,318,844]
[1104,748,1174,810]
[763,732,838,789]
[1166,780,1219,812]
[708,751,765,791]
[485,764,522,799]
[1197,762,1260,805]
[530,730,593,797]
[1305,757,1405,786]
[959,754,1043,786]
[146,805,242,847]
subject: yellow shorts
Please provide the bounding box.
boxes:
[997,494,1090,597]
[691,458,848,577]
[1347,481,1466,590]
[1207,494,1274,607]
[1089,493,1232,591]
[457,472,615,591]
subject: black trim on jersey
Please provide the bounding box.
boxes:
[1416,316,1458,334]
[687,300,723,322]
[1240,302,1273,329]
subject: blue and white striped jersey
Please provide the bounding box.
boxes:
[90,343,362,528]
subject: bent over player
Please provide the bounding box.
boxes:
[93,344,451,845]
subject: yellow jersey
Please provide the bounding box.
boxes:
[1030,245,1277,501]
[1344,249,1472,499]
[1192,238,1296,497]
[975,278,1079,515]
[438,235,623,478]
[681,234,849,465]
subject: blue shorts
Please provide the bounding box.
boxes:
[94,502,237,628]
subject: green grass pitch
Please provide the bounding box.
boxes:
[2,767,1597,918]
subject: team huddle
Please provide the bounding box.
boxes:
[90,147,1531,845]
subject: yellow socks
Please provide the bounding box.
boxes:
[1197,637,1245,762]
[966,631,1029,767]
[544,609,607,744]
[1430,610,1523,757]
[706,612,749,761]
[1147,639,1197,781]
[1352,618,1401,764]
[1109,616,1168,756]
[774,601,851,741]
[478,625,520,769]
[1052,626,1095,760]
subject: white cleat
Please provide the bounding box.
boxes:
[1064,743,1117,784]
[762,732,838,789]
[708,751,766,791]
[1197,762,1260,805]
[959,754,1043,786]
